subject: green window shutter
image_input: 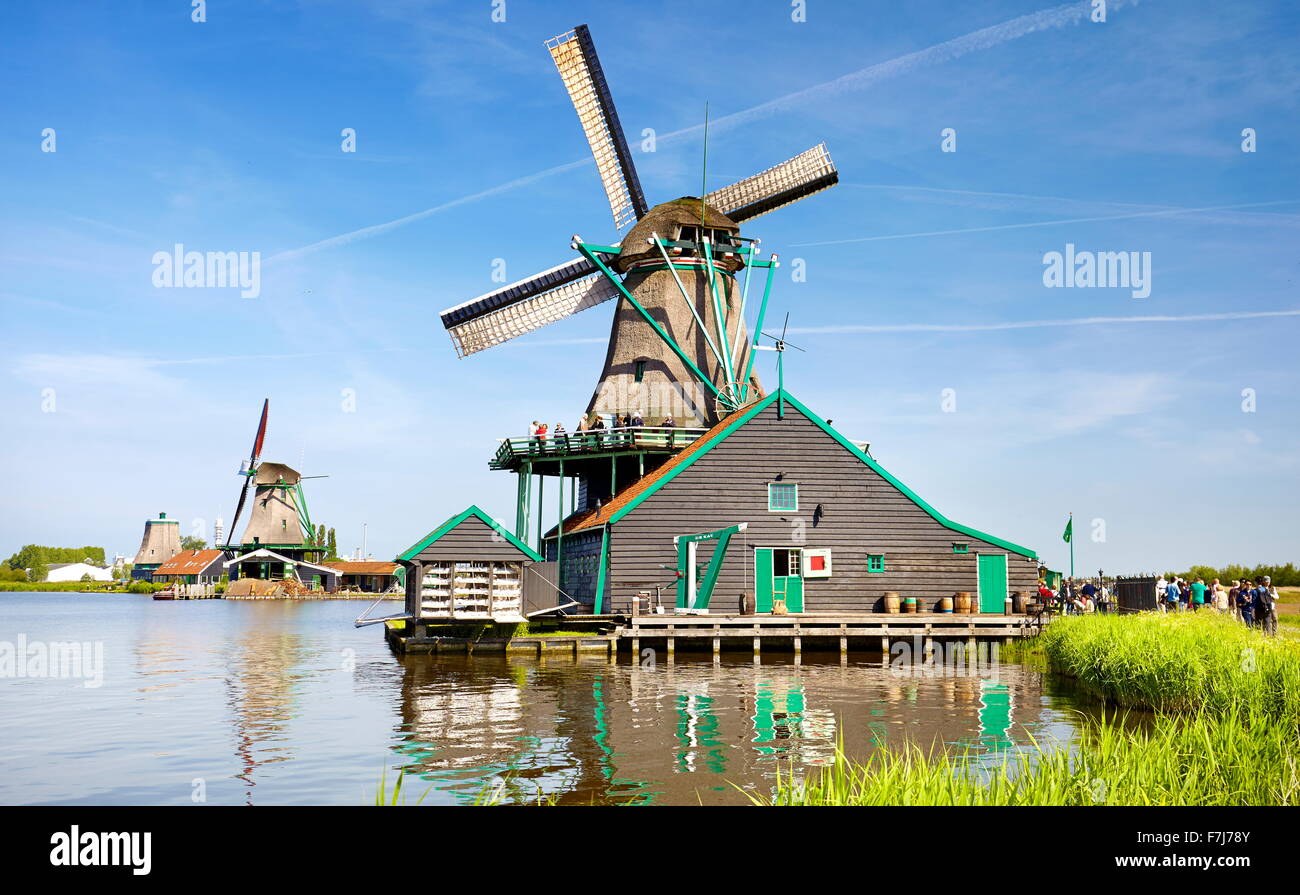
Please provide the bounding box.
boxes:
[952,543,969,554]
[768,483,798,511]
[634,360,646,383]
[867,554,885,573]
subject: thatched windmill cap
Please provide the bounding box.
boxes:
[253,461,301,485]
[615,197,740,272]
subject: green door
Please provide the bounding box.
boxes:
[977,554,1008,613]
[755,548,804,613]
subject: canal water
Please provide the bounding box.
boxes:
[0,593,1092,805]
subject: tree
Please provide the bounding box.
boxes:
[326,528,338,561]
[27,561,48,582]
[6,544,106,570]
[181,536,207,551]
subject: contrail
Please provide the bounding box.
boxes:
[787,308,1300,335]
[271,0,1126,262]
[792,199,1300,245]
[659,0,1136,141]
[265,159,588,264]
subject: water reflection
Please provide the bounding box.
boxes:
[392,653,1069,805]
[0,595,1100,806]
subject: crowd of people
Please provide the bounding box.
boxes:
[1037,577,1113,615]
[528,412,677,449]
[1035,574,1282,635]
[1152,574,1280,635]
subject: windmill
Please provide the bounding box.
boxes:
[223,399,323,555]
[439,24,839,428]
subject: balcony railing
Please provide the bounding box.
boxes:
[491,425,707,468]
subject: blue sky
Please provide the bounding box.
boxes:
[1,0,1296,573]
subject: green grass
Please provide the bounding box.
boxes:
[763,708,1299,806]
[372,769,556,806]
[765,612,1300,806]
[0,581,158,593]
[1037,612,1300,717]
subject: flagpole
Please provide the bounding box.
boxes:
[1069,512,1075,578]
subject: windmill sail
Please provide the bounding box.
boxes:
[225,398,269,547]
[442,260,622,358]
[547,25,648,230]
[705,144,839,223]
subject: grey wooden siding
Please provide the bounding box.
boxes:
[403,515,537,617]
[544,529,602,607]
[605,403,1038,612]
[409,516,534,562]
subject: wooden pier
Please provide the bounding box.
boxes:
[387,611,1043,658]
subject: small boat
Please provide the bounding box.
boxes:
[152,588,177,601]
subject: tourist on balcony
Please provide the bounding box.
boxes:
[630,412,644,427]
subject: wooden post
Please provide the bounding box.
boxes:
[880,636,889,666]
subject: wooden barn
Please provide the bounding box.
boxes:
[323,560,403,594]
[152,549,225,585]
[542,389,1038,615]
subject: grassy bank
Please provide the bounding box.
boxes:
[0,581,165,594]
[1037,612,1300,717]
[765,708,1297,806]
[768,613,1300,806]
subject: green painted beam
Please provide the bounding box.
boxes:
[593,525,610,614]
[574,240,722,400]
[740,257,778,403]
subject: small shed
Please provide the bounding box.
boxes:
[396,506,548,623]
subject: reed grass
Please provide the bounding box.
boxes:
[763,708,1299,806]
[765,613,1300,806]
[1037,612,1300,718]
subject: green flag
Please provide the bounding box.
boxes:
[1062,517,1073,543]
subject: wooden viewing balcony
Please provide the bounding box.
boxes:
[489,425,707,472]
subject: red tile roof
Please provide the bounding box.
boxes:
[154,549,224,575]
[323,561,400,575]
[546,406,752,537]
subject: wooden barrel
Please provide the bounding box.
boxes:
[938,596,954,613]
[883,592,901,613]
[954,591,971,613]
[903,595,917,614]
[1012,591,1028,614]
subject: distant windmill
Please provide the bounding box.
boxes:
[223,400,325,553]
[439,24,839,427]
